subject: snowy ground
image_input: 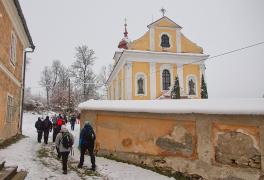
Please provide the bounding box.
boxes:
[0,112,173,180]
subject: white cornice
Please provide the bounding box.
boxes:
[0,60,21,87]
[124,50,209,64]
[2,0,30,48]
[107,50,209,86]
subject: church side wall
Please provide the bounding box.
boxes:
[81,110,264,179]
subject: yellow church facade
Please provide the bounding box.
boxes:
[107,16,209,100]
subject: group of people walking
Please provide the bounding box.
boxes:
[35,114,96,174]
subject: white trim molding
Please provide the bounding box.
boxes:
[115,78,119,100]
[149,62,156,99]
[135,72,147,97]
[125,62,132,100]
[121,68,124,100]
[177,64,184,96]
[160,64,173,92]
[186,74,198,98]
[111,84,114,100]
[176,30,181,53]
[149,28,155,51]
[0,60,21,87]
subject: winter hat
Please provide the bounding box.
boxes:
[84,121,90,125]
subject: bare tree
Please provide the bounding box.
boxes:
[51,60,61,90]
[39,66,53,108]
[71,45,98,101]
[98,64,113,99]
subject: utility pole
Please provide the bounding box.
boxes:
[68,78,70,111]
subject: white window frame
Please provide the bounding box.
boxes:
[135,72,147,96]
[6,94,14,123]
[10,31,17,67]
[159,32,173,50]
[186,74,198,97]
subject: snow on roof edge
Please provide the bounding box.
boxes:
[78,99,264,115]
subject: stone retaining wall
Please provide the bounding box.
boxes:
[80,110,264,179]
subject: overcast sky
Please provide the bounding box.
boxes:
[20,0,264,98]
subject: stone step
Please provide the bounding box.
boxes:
[10,171,27,180]
[0,161,5,170]
[0,166,18,180]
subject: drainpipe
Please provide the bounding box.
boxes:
[19,46,35,133]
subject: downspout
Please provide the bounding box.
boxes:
[19,46,35,133]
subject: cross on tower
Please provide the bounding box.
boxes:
[124,18,128,37]
[160,8,166,17]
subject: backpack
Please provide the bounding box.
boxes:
[61,132,73,149]
[57,118,63,126]
[43,120,51,129]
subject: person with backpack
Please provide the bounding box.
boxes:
[70,114,76,131]
[78,121,96,171]
[55,125,74,174]
[53,114,63,142]
[35,117,44,143]
[52,115,58,142]
[43,116,52,144]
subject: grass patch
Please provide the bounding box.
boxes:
[0,134,27,149]
[36,145,106,179]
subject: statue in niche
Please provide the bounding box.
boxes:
[189,79,195,95]
[138,78,144,94]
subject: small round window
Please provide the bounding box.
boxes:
[161,34,170,48]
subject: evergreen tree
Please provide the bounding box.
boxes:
[201,74,208,99]
[171,76,181,99]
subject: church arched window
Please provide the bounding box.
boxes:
[162,69,171,90]
[187,75,197,96]
[135,73,147,96]
[161,34,170,48]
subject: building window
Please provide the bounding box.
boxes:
[187,75,197,96]
[135,73,147,96]
[6,95,14,122]
[161,34,170,48]
[10,31,17,66]
[162,69,171,90]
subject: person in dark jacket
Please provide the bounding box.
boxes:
[78,121,96,171]
[43,116,52,144]
[70,114,76,131]
[35,117,43,143]
[52,115,57,142]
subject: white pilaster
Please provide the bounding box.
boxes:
[121,69,124,100]
[176,29,181,53]
[111,83,114,100]
[200,63,206,78]
[150,28,155,51]
[115,78,119,100]
[177,64,184,96]
[149,62,156,99]
[125,62,133,100]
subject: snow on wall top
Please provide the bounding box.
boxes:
[78,99,264,115]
